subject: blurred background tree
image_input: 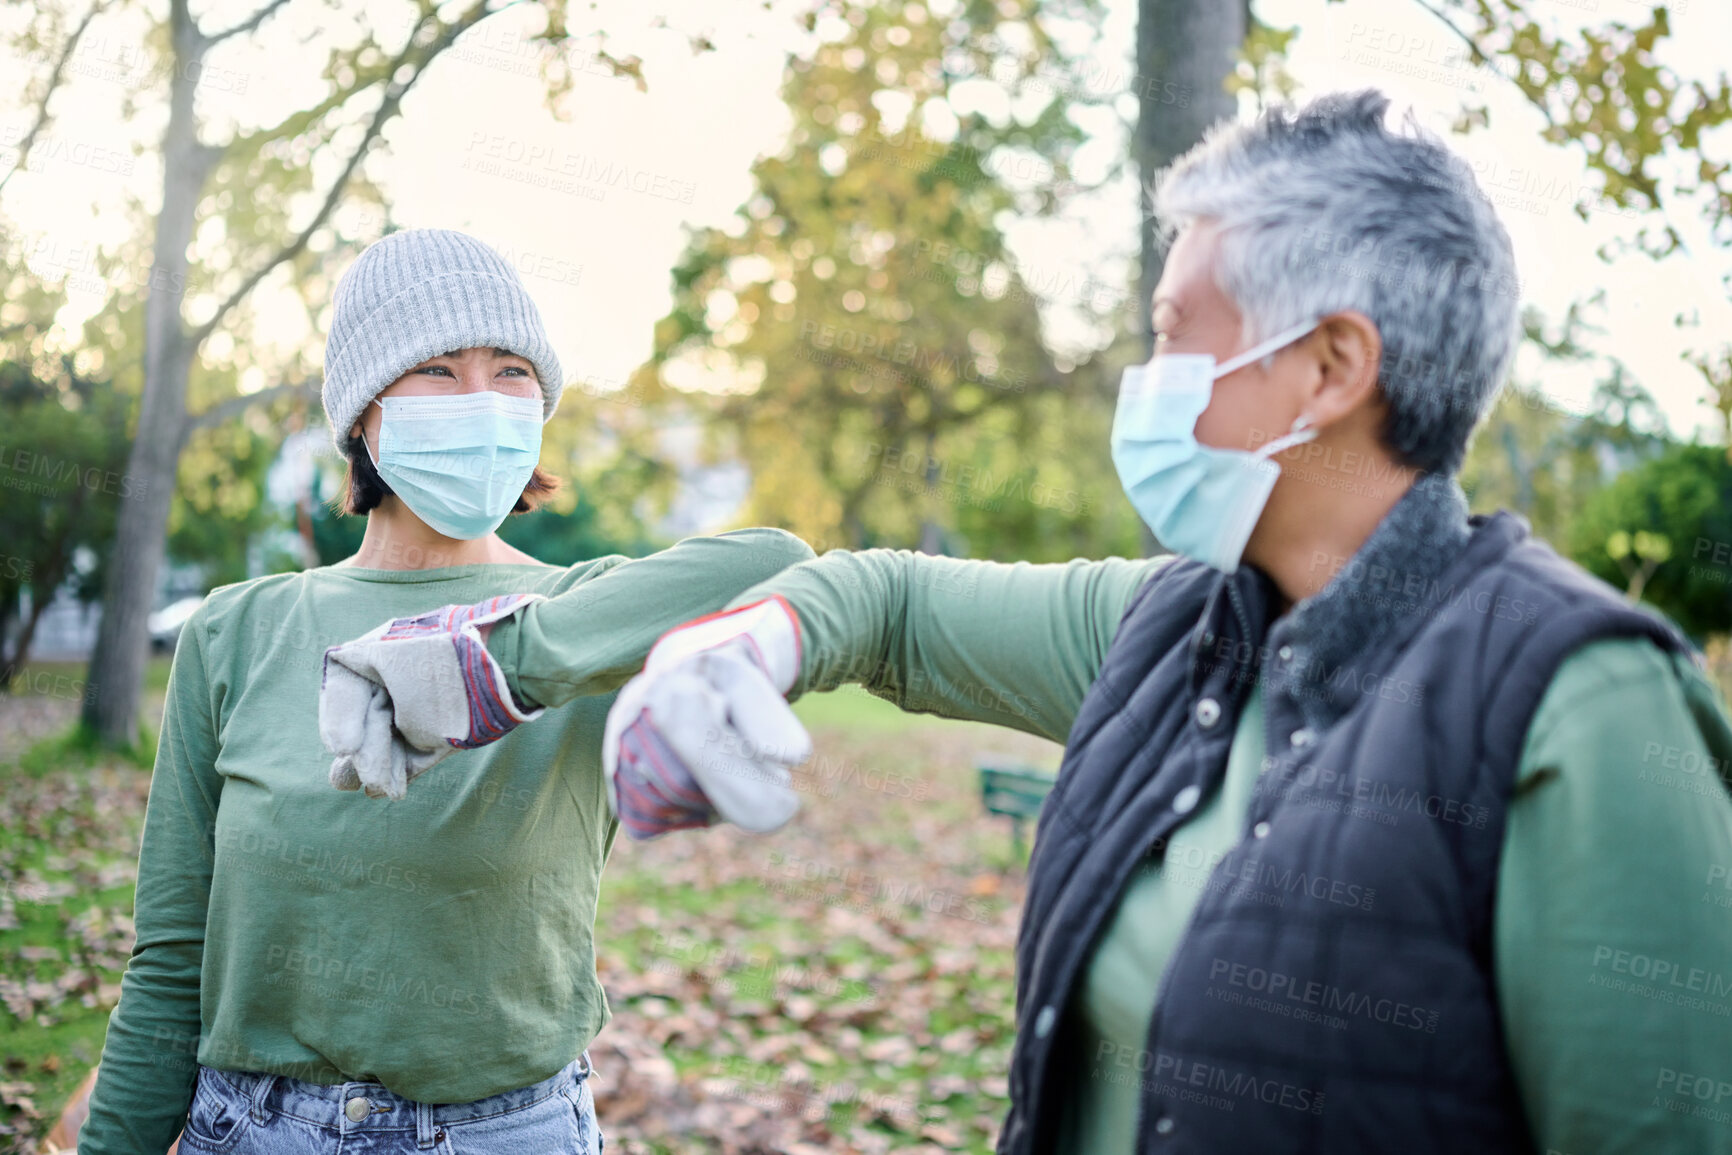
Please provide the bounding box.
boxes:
[1567,444,1732,639]
[0,357,130,687]
[633,0,1153,560]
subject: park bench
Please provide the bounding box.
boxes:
[977,762,1058,861]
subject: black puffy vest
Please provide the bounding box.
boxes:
[998,511,1692,1154]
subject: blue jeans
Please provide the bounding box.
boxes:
[175,1052,602,1154]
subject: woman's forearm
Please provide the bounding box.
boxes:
[725,549,1170,744]
[482,528,816,710]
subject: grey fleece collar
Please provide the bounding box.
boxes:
[1262,471,1472,732]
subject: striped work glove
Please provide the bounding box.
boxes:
[319,594,547,800]
[602,597,808,839]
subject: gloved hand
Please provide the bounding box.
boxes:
[319,593,547,800]
[602,596,810,839]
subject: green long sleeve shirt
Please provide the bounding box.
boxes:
[78,528,813,1155]
[728,548,1732,1154]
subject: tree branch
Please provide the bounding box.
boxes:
[1408,0,1710,269]
[181,378,320,441]
[0,0,113,197]
[1405,0,1566,136]
[187,0,500,349]
[1405,0,1493,70]
[204,0,293,47]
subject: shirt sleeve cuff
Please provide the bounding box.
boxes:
[483,617,541,713]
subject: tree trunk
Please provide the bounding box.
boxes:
[3,593,54,688]
[0,598,17,685]
[82,1,221,746]
[1133,0,1246,556]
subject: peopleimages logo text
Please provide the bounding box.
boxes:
[1209,958,1441,1033]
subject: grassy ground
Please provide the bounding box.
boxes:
[0,657,169,1154]
[589,687,1059,1153]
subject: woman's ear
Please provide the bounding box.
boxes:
[1307,311,1382,427]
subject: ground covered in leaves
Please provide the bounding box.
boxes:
[590,690,1059,1154]
[1,668,1059,1155]
[0,668,162,1155]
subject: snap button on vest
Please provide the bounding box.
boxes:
[1172,784,1200,814]
[1033,1005,1056,1038]
[1289,727,1315,747]
[1252,820,1271,839]
[1194,697,1221,728]
[1154,1116,1175,1135]
[345,1096,371,1122]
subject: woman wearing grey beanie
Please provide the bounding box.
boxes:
[73,228,816,1154]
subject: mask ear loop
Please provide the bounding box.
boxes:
[1255,413,1317,460]
[360,397,384,469]
[1213,317,1322,379]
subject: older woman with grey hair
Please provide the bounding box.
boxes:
[595,90,1732,1153]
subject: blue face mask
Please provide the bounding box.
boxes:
[1110,318,1321,572]
[363,391,544,540]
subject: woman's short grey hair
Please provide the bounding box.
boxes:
[1153,88,1520,476]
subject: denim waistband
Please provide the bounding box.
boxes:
[203,1051,591,1142]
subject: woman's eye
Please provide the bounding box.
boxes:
[418,365,456,377]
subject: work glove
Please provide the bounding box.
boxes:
[319,593,547,800]
[602,596,809,840]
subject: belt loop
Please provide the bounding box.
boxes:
[416,1098,437,1149]
[576,1050,592,1081]
[249,1072,277,1124]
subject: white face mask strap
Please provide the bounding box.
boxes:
[1256,413,1318,460]
[361,397,384,468]
[1213,317,1322,379]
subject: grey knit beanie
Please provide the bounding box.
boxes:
[322,228,564,451]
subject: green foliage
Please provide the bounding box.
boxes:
[533,386,682,558]
[1566,443,1732,638]
[1323,0,1732,248]
[0,360,132,681]
[1459,377,1667,547]
[166,418,285,589]
[307,481,367,569]
[1367,1,1732,438]
[1230,13,1300,110]
[636,0,1135,557]
[946,390,1146,562]
[498,498,659,565]
[1435,3,1726,241]
[1461,299,1672,545]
